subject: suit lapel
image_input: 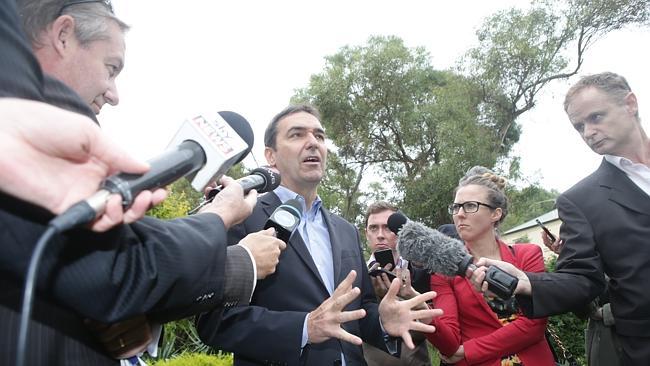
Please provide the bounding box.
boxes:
[321,207,342,287]
[598,159,650,216]
[262,193,330,294]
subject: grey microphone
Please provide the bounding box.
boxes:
[388,212,518,299]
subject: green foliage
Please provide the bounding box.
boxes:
[501,184,559,232]
[225,162,247,180]
[147,163,249,220]
[150,351,233,366]
[319,152,366,226]
[463,0,650,151]
[545,256,588,365]
[148,179,195,220]
[427,343,441,366]
[293,36,503,226]
[292,1,649,227]
[156,318,214,360]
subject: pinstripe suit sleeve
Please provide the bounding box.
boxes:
[0,202,250,324]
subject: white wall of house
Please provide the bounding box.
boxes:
[499,217,561,260]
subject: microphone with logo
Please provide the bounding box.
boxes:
[50,111,254,231]
[387,212,518,300]
[264,199,301,243]
[17,111,256,366]
[207,166,281,198]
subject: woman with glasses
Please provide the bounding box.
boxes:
[425,166,554,366]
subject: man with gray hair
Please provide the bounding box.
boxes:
[1,1,286,365]
[15,2,153,363]
[19,0,126,115]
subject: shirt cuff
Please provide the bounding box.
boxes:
[301,313,310,349]
[146,322,163,357]
[379,317,400,356]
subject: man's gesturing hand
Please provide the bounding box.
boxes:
[307,270,367,345]
[379,278,442,349]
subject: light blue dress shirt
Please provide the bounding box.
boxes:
[274,186,345,363]
[274,186,334,293]
[274,186,396,364]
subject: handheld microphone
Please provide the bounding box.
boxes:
[207,166,280,199]
[388,212,518,299]
[50,111,254,232]
[264,199,301,243]
[188,166,281,215]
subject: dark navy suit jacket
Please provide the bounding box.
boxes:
[198,192,388,366]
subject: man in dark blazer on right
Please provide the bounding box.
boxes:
[198,105,440,366]
[474,72,650,365]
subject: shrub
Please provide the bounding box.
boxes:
[150,352,233,366]
[545,256,587,365]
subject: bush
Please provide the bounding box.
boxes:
[150,352,232,366]
[545,256,587,365]
[154,318,214,360]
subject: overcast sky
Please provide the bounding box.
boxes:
[102,0,649,193]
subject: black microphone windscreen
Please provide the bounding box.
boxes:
[397,220,468,277]
[218,111,254,164]
[249,166,281,193]
[387,211,408,234]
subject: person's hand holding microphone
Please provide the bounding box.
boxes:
[0,99,166,231]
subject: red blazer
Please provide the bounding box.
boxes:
[426,241,555,366]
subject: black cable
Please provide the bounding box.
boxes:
[16,224,58,366]
[16,200,96,366]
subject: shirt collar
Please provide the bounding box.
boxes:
[604,154,641,170]
[274,185,322,213]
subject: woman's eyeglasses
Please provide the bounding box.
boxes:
[448,201,495,215]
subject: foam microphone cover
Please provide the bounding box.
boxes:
[397,219,469,277]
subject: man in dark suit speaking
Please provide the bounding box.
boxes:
[474,72,650,365]
[198,105,440,366]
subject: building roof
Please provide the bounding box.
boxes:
[503,209,558,235]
